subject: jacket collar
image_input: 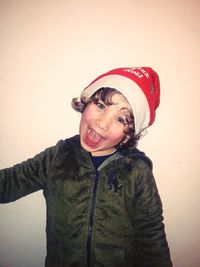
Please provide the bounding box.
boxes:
[70,135,152,171]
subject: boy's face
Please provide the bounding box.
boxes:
[79,93,132,156]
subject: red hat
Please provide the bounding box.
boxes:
[81,67,160,137]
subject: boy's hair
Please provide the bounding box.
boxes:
[72,87,140,149]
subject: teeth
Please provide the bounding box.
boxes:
[90,129,101,139]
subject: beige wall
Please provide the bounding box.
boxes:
[0,1,199,266]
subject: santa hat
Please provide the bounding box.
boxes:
[81,67,160,137]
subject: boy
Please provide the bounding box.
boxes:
[0,67,172,267]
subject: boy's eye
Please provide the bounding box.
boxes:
[116,117,126,125]
[97,102,105,110]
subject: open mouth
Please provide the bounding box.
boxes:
[85,128,103,147]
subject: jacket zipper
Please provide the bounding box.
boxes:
[86,171,100,267]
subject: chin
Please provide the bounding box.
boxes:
[80,139,93,153]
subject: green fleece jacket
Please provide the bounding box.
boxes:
[0,135,172,267]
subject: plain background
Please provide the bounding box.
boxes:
[0,1,199,267]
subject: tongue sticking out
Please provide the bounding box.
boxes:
[86,129,102,146]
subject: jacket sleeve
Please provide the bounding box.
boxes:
[134,162,173,267]
[0,143,58,203]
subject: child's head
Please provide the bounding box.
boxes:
[72,87,138,155]
[72,67,160,154]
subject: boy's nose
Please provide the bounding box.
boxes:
[97,116,110,130]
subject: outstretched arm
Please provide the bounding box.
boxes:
[0,145,55,203]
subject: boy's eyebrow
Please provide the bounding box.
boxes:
[95,98,132,115]
[120,106,131,112]
[119,107,132,116]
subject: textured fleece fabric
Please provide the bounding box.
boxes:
[0,135,172,267]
